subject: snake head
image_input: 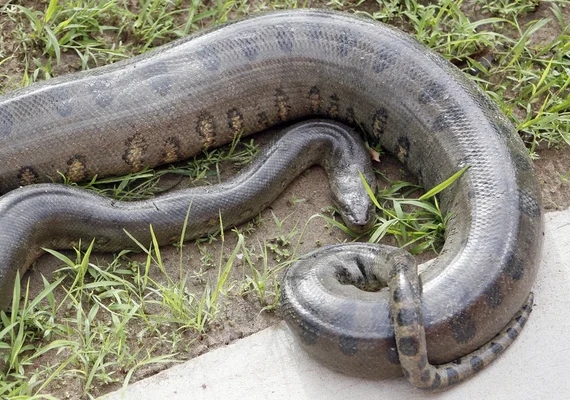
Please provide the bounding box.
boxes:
[330,170,377,234]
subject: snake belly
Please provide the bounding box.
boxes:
[0,10,543,377]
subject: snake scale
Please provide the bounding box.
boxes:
[0,9,543,389]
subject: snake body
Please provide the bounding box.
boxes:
[0,10,542,387]
[0,120,376,307]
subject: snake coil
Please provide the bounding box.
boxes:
[0,10,543,389]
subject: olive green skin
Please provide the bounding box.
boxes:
[0,10,542,378]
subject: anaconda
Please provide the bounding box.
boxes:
[0,9,543,389]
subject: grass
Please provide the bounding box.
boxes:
[0,0,569,398]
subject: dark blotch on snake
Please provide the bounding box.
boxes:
[87,78,115,108]
[17,166,39,186]
[392,286,404,303]
[398,336,420,357]
[523,301,532,312]
[433,104,466,132]
[344,107,355,125]
[419,81,446,104]
[518,189,541,218]
[397,136,410,163]
[308,87,321,113]
[507,328,519,340]
[449,310,477,344]
[372,47,396,73]
[256,112,270,129]
[388,262,407,280]
[66,154,88,182]
[274,25,294,53]
[505,251,525,281]
[396,308,418,327]
[432,113,450,132]
[418,354,428,370]
[0,106,13,136]
[196,45,221,71]
[161,137,182,163]
[238,36,259,60]
[490,342,504,355]
[483,280,504,308]
[372,108,388,138]
[334,265,355,286]
[338,30,357,57]
[227,108,244,133]
[339,335,358,356]
[470,356,484,372]
[140,62,172,97]
[48,87,73,117]
[430,373,442,389]
[420,369,431,383]
[150,76,172,96]
[122,133,148,171]
[299,319,320,346]
[275,89,291,121]
[516,315,527,326]
[445,105,468,131]
[307,26,324,42]
[328,299,361,355]
[327,94,340,118]
[197,111,217,148]
[489,115,515,139]
[446,367,460,385]
[94,236,111,247]
[512,152,533,172]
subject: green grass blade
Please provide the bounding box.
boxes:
[359,171,381,209]
[419,164,470,201]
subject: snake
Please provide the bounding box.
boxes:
[0,9,543,389]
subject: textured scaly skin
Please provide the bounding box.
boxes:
[0,10,543,385]
[0,120,376,308]
[282,244,534,389]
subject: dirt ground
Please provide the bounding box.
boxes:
[1,1,570,399]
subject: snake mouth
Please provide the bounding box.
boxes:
[348,211,376,233]
[335,199,376,234]
[344,217,375,235]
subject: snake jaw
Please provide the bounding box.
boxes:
[330,167,377,234]
[332,191,376,234]
[345,205,376,234]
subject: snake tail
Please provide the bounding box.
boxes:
[387,246,534,389]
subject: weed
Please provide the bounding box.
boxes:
[239,242,285,311]
[473,0,540,18]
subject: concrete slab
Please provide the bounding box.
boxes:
[103,210,570,400]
